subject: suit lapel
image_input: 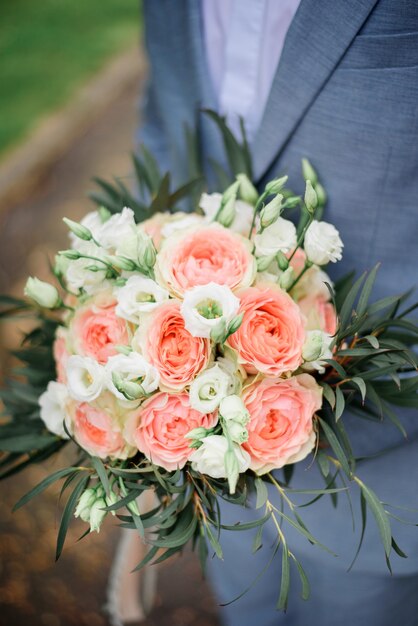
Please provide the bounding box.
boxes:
[252,0,380,182]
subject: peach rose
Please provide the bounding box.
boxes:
[298,295,338,336]
[227,285,305,376]
[70,401,132,459]
[132,392,218,471]
[53,328,70,384]
[155,224,256,297]
[139,301,211,390]
[242,374,322,474]
[70,301,129,364]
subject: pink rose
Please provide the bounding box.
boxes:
[227,285,305,376]
[155,224,256,296]
[53,328,70,384]
[132,392,217,471]
[70,301,129,364]
[71,401,130,459]
[298,295,338,335]
[242,374,322,474]
[140,301,211,390]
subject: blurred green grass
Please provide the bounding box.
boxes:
[0,0,141,157]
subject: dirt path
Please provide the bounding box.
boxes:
[0,63,220,626]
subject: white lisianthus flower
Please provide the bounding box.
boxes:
[199,192,255,236]
[254,217,297,257]
[38,381,70,438]
[302,330,333,374]
[105,352,160,401]
[219,394,250,426]
[66,355,105,402]
[180,282,240,339]
[116,276,169,324]
[24,277,60,309]
[190,435,250,479]
[189,364,231,413]
[304,220,344,265]
[96,207,137,251]
[89,498,107,533]
[74,488,97,522]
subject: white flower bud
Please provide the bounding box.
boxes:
[219,395,250,426]
[224,420,248,444]
[302,330,333,374]
[106,352,159,401]
[185,427,210,441]
[304,220,344,265]
[89,498,107,533]
[24,277,60,309]
[256,255,275,272]
[105,490,119,517]
[259,194,283,229]
[74,488,97,523]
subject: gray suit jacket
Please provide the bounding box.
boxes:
[137,5,418,619]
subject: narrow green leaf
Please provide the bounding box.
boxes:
[321,383,336,410]
[276,547,290,611]
[292,555,310,601]
[252,524,264,553]
[350,377,367,403]
[348,490,367,572]
[14,467,79,511]
[356,478,392,557]
[56,475,90,560]
[357,264,380,317]
[335,387,345,421]
[91,457,110,496]
[206,523,223,559]
[364,335,380,349]
[318,418,351,477]
[254,477,268,509]
[391,536,408,559]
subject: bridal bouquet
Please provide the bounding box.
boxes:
[1,118,417,608]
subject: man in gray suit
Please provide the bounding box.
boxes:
[137,1,418,624]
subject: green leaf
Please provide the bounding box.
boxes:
[335,387,345,421]
[56,474,90,560]
[220,511,271,532]
[364,335,380,349]
[91,457,110,496]
[252,524,264,553]
[357,264,380,317]
[338,271,366,328]
[321,383,336,410]
[203,109,252,178]
[391,536,408,559]
[291,555,310,601]
[276,546,290,611]
[254,477,268,509]
[355,477,392,557]
[350,377,366,403]
[318,418,351,477]
[14,467,79,511]
[205,523,223,559]
[348,489,367,572]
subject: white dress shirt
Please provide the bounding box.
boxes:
[202,0,302,141]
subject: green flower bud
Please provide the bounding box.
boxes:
[302,330,325,362]
[279,267,295,291]
[222,180,240,204]
[256,254,275,272]
[105,490,119,517]
[89,498,107,533]
[24,277,60,309]
[59,249,81,260]
[137,231,156,270]
[264,175,288,196]
[227,313,244,336]
[112,372,145,401]
[276,251,289,271]
[217,197,236,228]
[224,449,240,495]
[63,217,93,242]
[185,427,208,441]
[237,173,258,205]
[260,194,283,229]
[315,182,327,207]
[106,255,137,271]
[304,180,318,214]
[210,318,228,343]
[301,158,318,185]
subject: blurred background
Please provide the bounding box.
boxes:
[0,3,219,624]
